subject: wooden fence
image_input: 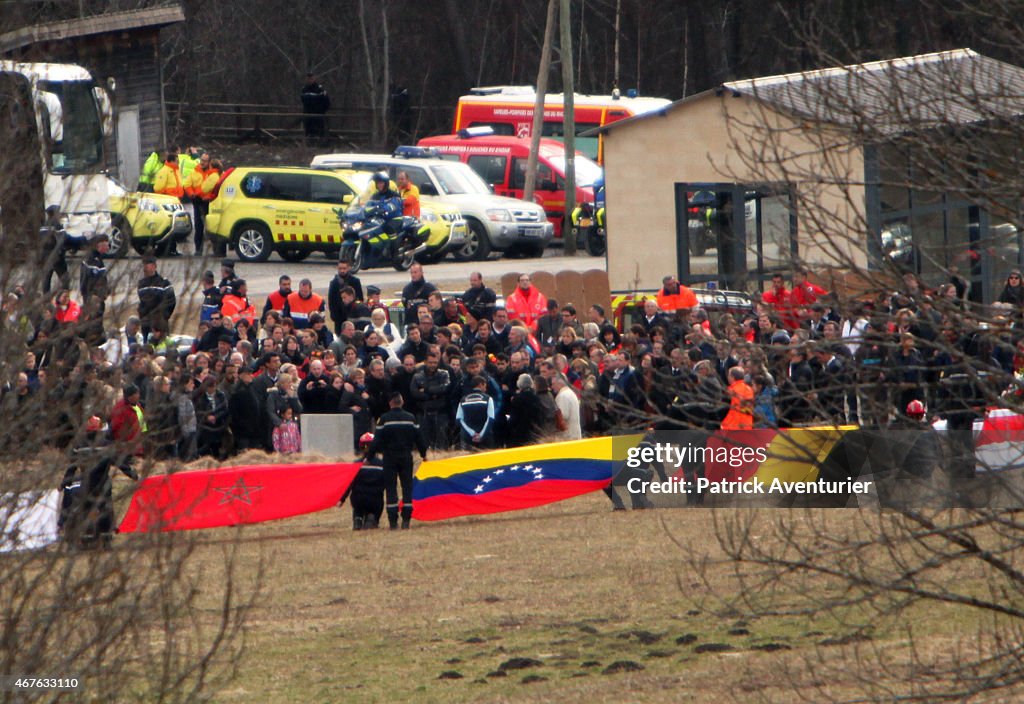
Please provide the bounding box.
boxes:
[165,101,452,147]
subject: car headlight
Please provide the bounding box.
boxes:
[421,212,439,223]
[139,199,161,213]
[486,209,513,222]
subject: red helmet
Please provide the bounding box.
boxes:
[906,400,926,418]
[359,432,375,447]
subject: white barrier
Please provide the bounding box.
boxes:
[300,414,355,459]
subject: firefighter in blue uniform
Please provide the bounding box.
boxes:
[367,392,427,529]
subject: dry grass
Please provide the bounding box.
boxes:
[115,490,1017,704]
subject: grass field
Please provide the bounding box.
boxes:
[163,486,1003,704]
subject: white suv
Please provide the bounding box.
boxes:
[310,151,554,260]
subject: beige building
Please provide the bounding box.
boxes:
[598,49,1024,304]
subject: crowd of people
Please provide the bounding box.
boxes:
[6,234,1022,478]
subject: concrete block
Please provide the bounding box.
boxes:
[300,414,354,459]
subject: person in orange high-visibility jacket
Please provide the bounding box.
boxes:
[504,273,548,330]
[285,278,325,329]
[396,170,421,217]
[153,150,184,199]
[655,274,698,313]
[185,153,220,255]
[153,150,185,255]
[720,367,755,430]
[220,279,257,328]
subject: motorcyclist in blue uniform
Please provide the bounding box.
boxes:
[367,171,404,235]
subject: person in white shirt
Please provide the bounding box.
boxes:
[363,308,404,355]
[552,373,582,440]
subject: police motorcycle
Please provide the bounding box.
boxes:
[334,173,430,273]
[570,174,606,257]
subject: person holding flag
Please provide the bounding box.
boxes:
[341,432,388,530]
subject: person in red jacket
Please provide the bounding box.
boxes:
[761,273,798,329]
[791,268,828,307]
[53,289,81,324]
[505,273,547,330]
[110,384,144,456]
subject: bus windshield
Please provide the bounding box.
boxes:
[38,79,102,174]
[548,155,603,188]
[428,163,492,195]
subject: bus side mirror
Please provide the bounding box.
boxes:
[93,87,114,137]
[419,183,438,196]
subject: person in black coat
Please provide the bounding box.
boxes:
[778,344,816,426]
[340,368,373,451]
[365,359,393,421]
[136,256,176,342]
[328,259,364,328]
[367,393,428,529]
[463,272,497,322]
[229,368,265,452]
[401,263,438,321]
[998,270,1024,307]
[300,72,330,141]
[341,433,387,530]
[60,424,138,548]
[193,376,229,459]
[507,374,546,446]
[298,359,334,414]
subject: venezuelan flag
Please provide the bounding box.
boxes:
[413,436,642,521]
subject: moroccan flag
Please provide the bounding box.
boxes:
[118,462,361,533]
[413,436,641,522]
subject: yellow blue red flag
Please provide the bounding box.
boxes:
[413,436,641,521]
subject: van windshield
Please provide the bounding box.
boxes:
[548,155,603,188]
[38,80,103,174]
[427,163,492,195]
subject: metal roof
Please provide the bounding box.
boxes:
[593,49,1024,138]
[723,49,1024,134]
[0,5,185,54]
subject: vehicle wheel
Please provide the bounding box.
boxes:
[454,219,492,262]
[235,223,273,262]
[107,215,131,258]
[393,248,415,271]
[280,249,311,262]
[339,244,363,274]
[585,229,606,257]
[689,228,707,257]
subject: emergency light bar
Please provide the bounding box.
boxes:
[457,126,495,139]
[393,146,442,159]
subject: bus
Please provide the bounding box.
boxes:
[0,61,113,246]
[453,85,671,163]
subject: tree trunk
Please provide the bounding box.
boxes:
[524,0,558,203]
[560,0,577,255]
